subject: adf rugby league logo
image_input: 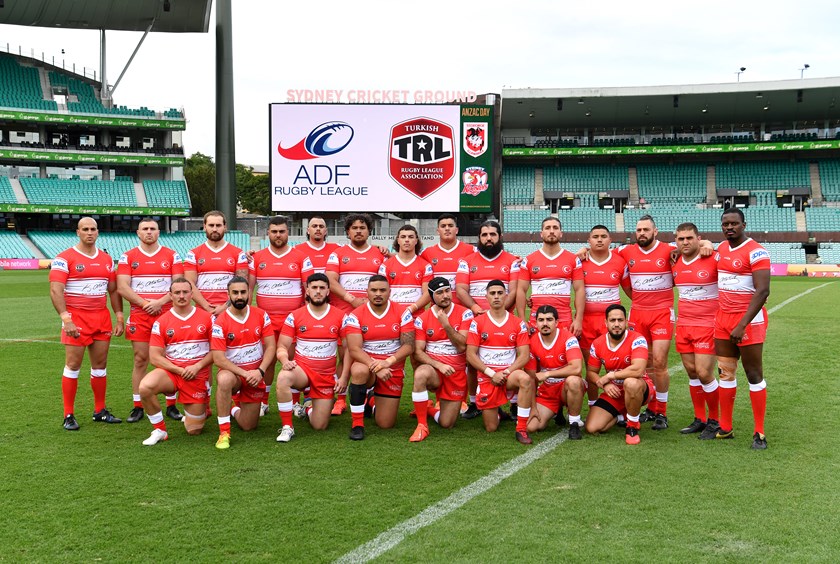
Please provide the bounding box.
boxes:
[463,122,487,158]
[389,117,455,200]
[277,122,354,160]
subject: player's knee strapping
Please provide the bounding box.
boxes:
[184,411,206,433]
[717,357,737,382]
[63,366,80,379]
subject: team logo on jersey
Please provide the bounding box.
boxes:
[532,266,540,274]
[392,323,400,332]
[342,256,350,264]
[610,271,619,280]
[414,271,421,281]
[300,325,307,333]
[131,261,140,269]
[198,258,206,266]
[698,270,710,279]
[227,333,235,341]
[431,258,439,265]
[628,260,635,267]
[75,264,85,272]
[426,328,434,337]
[161,261,170,270]
[464,122,487,158]
[389,271,396,279]
[562,265,572,274]
[501,265,509,274]
[508,333,516,343]
[330,325,339,334]
[733,259,743,268]
[259,262,266,270]
[470,266,478,273]
[166,328,175,337]
[361,325,368,333]
[226,257,235,266]
[389,117,455,200]
[481,332,488,341]
[197,325,207,334]
[373,258,382,266]
[625,355,632,364]
[656,258,666,268]
[289,263,298,271]
[128,325,136,334]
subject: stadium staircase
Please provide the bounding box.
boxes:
[810,162,823,204]
[534,168,545,205]
[796,212,807,232]
[133,183,149,207]
[706,165,717,204]
[615,213,625,232]
[37,67,52,104]
[9,179,27,204]
[20,235,45,259]
[628,167,639,205]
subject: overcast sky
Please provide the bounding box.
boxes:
[2,0,838,166]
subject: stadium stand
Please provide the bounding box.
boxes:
[715,160,810,191]
[762,242,806,264]
[543,164,629,192]
[502,166,536,205]
[50,71,155,117]
[817,243,840,264]
[636,163,707,203]
[20,178,137,206]
[805,207,840,231]
[624,205,721,233]
[0,176,17,204]
[142,180,191,208]
[0,55,58,111]
[28,230,251,260]
[0,231,36,258]
[817,160,840,202]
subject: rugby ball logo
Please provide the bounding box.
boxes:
[278,122,354,160]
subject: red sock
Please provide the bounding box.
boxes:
[351,411,365,428]
[516,416,528,433]
[689,384,706,421]
[153,420,167,433]
[291,391,301,404]
[90,376,107,412]
[627,420,640,430]
[165,396,176,408]
[750,387,766,435]
[62,377,78,416]
[657,400,668,416]
[705,387,720,421]
[134,398,143,408]
[647,398,659,414]
[428,405,439,423]
[413,400,429,426]
[719,385,737,431]
[219,421,231,434]
[279,409,293,428]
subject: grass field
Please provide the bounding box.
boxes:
[1,271,839,562]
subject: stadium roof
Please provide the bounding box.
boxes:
[502,78,840,129]
[0,0,212,33]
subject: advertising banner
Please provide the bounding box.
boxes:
[0,203,189,216]
[0,148,184,166]
[270,104,461,212]
[502,139,840,158]
[0,109,185,130]
[459,105,493,212]
[0,258,44,269]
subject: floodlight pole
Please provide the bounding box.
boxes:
[215,0,237,223]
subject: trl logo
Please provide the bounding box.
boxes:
[389,117,455,199]
[277,121,354,160]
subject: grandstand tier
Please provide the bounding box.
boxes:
[0,231,35,258]
[20,178,137,207]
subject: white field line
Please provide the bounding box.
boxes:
[335,282,831,564]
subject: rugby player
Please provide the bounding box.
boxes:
[248,215,308,414]
[117,217,185,423]
[326,213,386,415]
[378,224,433,316]
[297,216,340,274]
[210,277,276,449]
[274,273,349,441]
[466,280,534,444]
[343,275,415,440]
[672,223,721,438]
[516,217,584,336]
[409,277,474,442]
[419,213,474,306]
[584,304,652,445]
[525,305,585,440]
[714,208,771,449]
[50,217,124,430]
[139,278,214,445]
[456,220,520,419]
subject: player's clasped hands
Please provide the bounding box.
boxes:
[491,369,509,386]
[180,364,200,381]
[437,362,456,377]
[243,369,263,387]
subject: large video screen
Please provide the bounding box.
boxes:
[269,103,492,212]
